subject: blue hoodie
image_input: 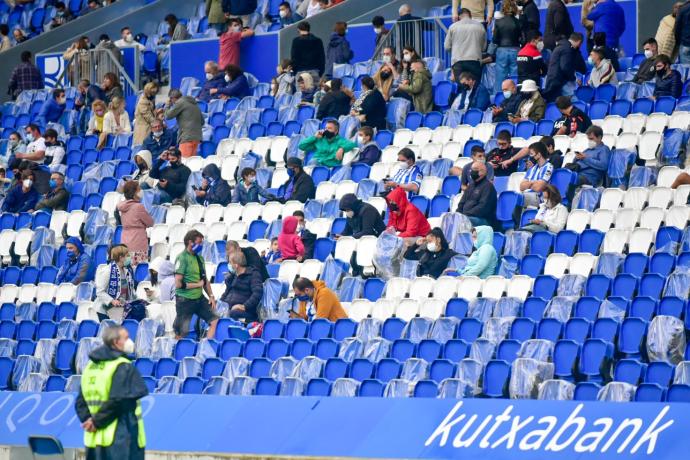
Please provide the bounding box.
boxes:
[461,226,497,279]
[56,237,95,284]
[587,0,626,49]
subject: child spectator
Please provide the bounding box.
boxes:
[278,216,305,261]
[262,238,282,264]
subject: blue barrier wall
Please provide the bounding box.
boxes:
[0,391,687,459]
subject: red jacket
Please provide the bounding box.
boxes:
[278,216,305,259]
[385,187,431,238]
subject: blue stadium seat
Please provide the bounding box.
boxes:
[632,98,654,115]
[483,360,510,398]
[635,383,666,402]
[381,318,406,341]
[417,340,442,362]
[155,358,179,379]
[333,319,357,341]
[496,339,521,363]
[414,380,439,398]
[249,358,272,378]
[645,362,674,388]
[405,111,423,130]
[285,319,308,341]
[55,340,77,375]
[255,377,281,395]
[648,252,676,277]
[579,339,613,382]
[262,320,285,340]
[629,297,656,321]
[243,339,266,361]
[509,318,535,342]
[611,273,638,299]
[375,358,401,383]
[588,100,609,119]
[578,229,604,255]
[584,275,610,300]
[658,297,685,317]
[307,319,333,341]
[358,379,384,397]
[591,318,619,343]
[667,384,690,402]
[220,339,243,360]
[315,338,339,359]
[290,339,314,360]
[520,254,545,278]
[362,278,385,302]
[45,375,66,392]
[564,318,591,344]
[618,318,647,357]
[654,96,676,115]
[349,359,375,381]
[522,296,547,321]
[424,111,443,129]
[182,377,205,394]
[463,109,483,127]
[594,84,616,102]
[574,382,601,401]
[553,340,579,381]
[639,273,664,298]
[614,359,645,385]
[443,339,470,362]
[554,230,578,256]
[623,253,648,277]
[201,358,225,381]
[266,339,290,361]
[610,99,632,117]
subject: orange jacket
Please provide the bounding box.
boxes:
[296,280,348,322]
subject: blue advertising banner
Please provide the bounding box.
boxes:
[35,53,65,89]
[0,391,687,459]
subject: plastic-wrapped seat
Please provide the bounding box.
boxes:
[222,357,250,381]
[279,377,306,396]
[482,317,514,343]
[34,339,57,374]
[455,358,483,397]
[557,274,586,296]
[664,271,690,299]
[270,356,297,382]
[467,298,495,322]
[331,377,360,397]
[18,372,48,392]
[11,355,40,389]
[400,358,429,384]
[229,376,256,395]
[362,337,391,362]
[0,339,17,358]
[65,375,81,392]
[355,318,382,342]
[151,337,177,359]
[544,296,577,323]
[292,356,325,382]
[538,379,575,400]
[493,297,522,317]
[647,315,686,364]
[518,339,554,362]
[428,317,459,344]
[134,318,164,358]
[203,376,230,395]
[383,378,411,397]
[75,337,102,374]
[597,381,636,402]
[509,357,555,399]
[155,376,181,394]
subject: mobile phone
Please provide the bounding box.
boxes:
[192,185,198,190]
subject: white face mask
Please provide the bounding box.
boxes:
[125,33,133,42]
[536,41,544,52]
[152,130,163,137]
[345,210,355,218]
[374,27,382,34]
[427,242,437,252]
[357,135,365,145]
[231,26,241,33]
[382,55,392,64]
[205,72,214,80]
[587,140,597,149]
[279,9,288,18]
[644,49,654,59]
[23,179,32,188]
[122,338,135,354]
[225,75,231,83]
[403,53,412,62]
[502,90,513,99]
[26,133,34,142]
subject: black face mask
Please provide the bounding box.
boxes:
[470,170,480,181]
[323,130,336,139]
[459,83,470,91]
[150,272,158,285]
[389,202,399,212]
[656,67,666,77]
[380,71,391,79]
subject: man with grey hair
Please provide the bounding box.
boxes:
[35,171,69,211]
[164,89,203,158]
[395,3,425,53]
[197,61,226,103]
[75,326,148,459]
[226,240,269,281]
[221,250,264,323]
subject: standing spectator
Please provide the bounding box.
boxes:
[43,129,66,169]
[215,64,251,99]
[272,59,295,96]
[384,147,422,196]
[521,184,568,233]
[165,14,191,42]
[587,0,626,51]
[145,258,176,303]
[325,22,353,77]
[75,79,105,112]
[350,76,387,130]
[219,17,254,69]
[279,2,303,27]
[353,126,381,166]
[543,33,586,101]
[588,48,617,87]
[518,0,540,40]
[544,0,574,51]
[492,79,522,123]
[290,21,325,78]
[565,125,610,187]
[35,172,69,212]
[449,145,494,190]
[206,0,226,34]
[194,163,232,206]
[398,59,433,114]
[174,230,218,339]
[450,0,493,24]
[36,89,66,126]
[114,27,146,51]
[581,0,597,51]
[519,142,554,207]
[297,72,316,104]
[150,148,192,204]
[1,170,38,212]
[15,124,46,164]
[133,82,159,145]
[87,100,107,135]
[100,97,131,148]
[492,0,521,94]
[8,51,43,100]
[460,226,498,279]
[291,277,348,321]
[278,216,305,261]
[657,2,684,61]
[232,167,270,204]
[223,0,258,25]
[56,237,95,285]
[316,78,351,119]
[0,25,11,52]
[116,181,154,265]
[450,71,490,111]
[487,130,519,177]
[221,251,264,323]
[444,8,486,83]
[142,119,175,157]
[279,157,315,203]
[552,96,592,136]
[385,186,431,238]
[101,72,124,104]
[164,89,203,158]
[633,38,659,84]
[197,61,226,102]
[95,35,122,66]
[372,15,389,47]
[399,46,420,85]
[395,3,426,51]
[338,193,386,238]
[298,119,357,167]
[517,30,547,84]
[403,228,457,279]
[226,240,269,281]
[456,162,497,227]
[511,80,546,123]
[130,150,158,190]
[652,54,683,99]
[96,245,136,321]
[63,38,91,84]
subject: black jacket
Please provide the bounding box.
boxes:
[552,106,592,136]
[517,43,547,84]
[281,170,315,203]
[222,0,257,15]
[520,0,541,39]
[493,16,522,48]
[544,0,573,50]
[150,159,191,200]
[221,266,263,321]
[493,93,522,122]
[545,39,586,87]
[675,3,690,48]
[316,90,351,120]
[241,246,269,282]
[457,176,497,222]
[632,57,656,84]
[404,244,457,279]
[339,194,385,238]
[197,163,232,206]
[291,34,325,76]
[359,89,387,130]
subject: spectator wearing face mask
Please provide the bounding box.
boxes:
[652,54,683,99]
[450,71,490,111]
[15,124,45,164]
[56,237,95,285]
[552,96,592,137]
[517,30,547,84]
[510,80,546,123]
[279,157,315,203]
[214,65,251,100]
[273,59,295,96]
[42,129,66,170]
[353,126,381,166]
[194,163,232,206]
[114,26,145,51]
[142,257,176,303]
[564,125,610,194]
[116,181,154,265]
[219,17,254,69]
[150,148,191,204]
[521,184,568,234]
[298,119,357,167]
[232,167,270,205]
[460,226,498,279]
[279,2,303,27]
[96,244,137,322]
[36,89,67,126]
[291,277,348,322]
[398,59,433,114]
[384,147,422,197]
[222,251,264,323]
[292,210,317,259]
[87,100,107,135]
[632,38,659,84]
[350,76,387,131]
[198,61,227,102]
[143,119,175,158]
[449,145,494,191]
[34,172,69,212]
[128,150,157,190]
[133,82,160,145]
[2,132,25,167]
[456,162,497,228]
[588,48,617,88]
[338,193,386,239]
[492,79,522,123]
[487,130,519,177]
[372,15,389,46]
[373,47,400,101]
[385,187,431,239]
[404,228,457,279]
[519,142,554,208]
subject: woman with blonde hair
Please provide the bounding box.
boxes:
[133,82,159,145]
[297,72,316,105]
[95,244,136,321]
[87,100,107,135]
[99,96,131,148]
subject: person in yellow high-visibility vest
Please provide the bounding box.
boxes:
[75,326,148,460]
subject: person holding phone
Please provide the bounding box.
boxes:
[149,147,191,204]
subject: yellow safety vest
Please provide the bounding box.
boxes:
[81,356,146,448]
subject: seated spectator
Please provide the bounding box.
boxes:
[384,147,422,196]
[96,244,136,321]
[399,46,420,84]
[101,72,124,105]
[262,238,282,264]
[298,119,357,167]
[0,25,11,52]
[35,172,69,212]
[398,59,433,114]
[50,1,73,29]
[116,181,154,265]
[588,48,617,87]
[221,251,264,323]
[15,124,46,164]
[373,47,400,101]
[100,97,132,149]
[313,77,330,107]
[385,187,431,239]
[492,79,522,122]
[213,64,251,100]
[12,28,28,45]
[1,170,39,213]
[279,2,303,26]
[566,125,610,187]
[278,157,315,203]
[232,167,270,205]
[652,54,683,99]
[510,79,546,123]
[273,59,295,96]
[143,119,175,158]
[460,226,498,279]
[114,26,146,50]
[487,130,519,177]
[36,89,66,126]
[451,71,490,111]
[517,30,547,84]
[43,129,66,170]
[150,148,192,204]
[219,17,254,69]
[144,257,175,303]
[0,168,8,197]
[592,32,620,72]
[81,0,101,15]
[316,78,351,119]
[292,210,316,259]
[338,193,386,238]
[279,215,305,261]
[129,150,157,190]
[632,38,659,84]
[56,236,95,285]
[197,61,226,103]
[165,14,191,42]
[449,145,494,190]
[195,163,232,206]
[227,240,269,282]
[325,21,353,78]
[87,100,107,136]
[521,184,568,233]
[403,228,457,279]
[519,142,554,207]
[541,135,564,169]
[297,72,317,104]
[303,0,326,18]
[291,277,348,321]
[351,76,387,130]
[354,126,381,166]
[552,96,592,137]
[456,161,497,227]
[2,131,25,166]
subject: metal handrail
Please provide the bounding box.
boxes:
[55,48,139,97]
[371,17,450,63]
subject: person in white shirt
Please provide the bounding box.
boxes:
[114,26,146,51]
[521,183,568,233]
[100,96,132,148]
[142,257,176,303]
[43,128,66,170]
[15,124,46,164]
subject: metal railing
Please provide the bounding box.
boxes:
[56,48,139,98]
[372,17,451,67]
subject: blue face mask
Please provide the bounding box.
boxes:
[286,168,295,178]
[227,264,236,274]
[66,249,76,259]
[192,243,203,255]
[296,294,310,301]
[49,179,57,189]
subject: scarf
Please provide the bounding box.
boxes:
[107,262,134,301]
[351,89,373,113]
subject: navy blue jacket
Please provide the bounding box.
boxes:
[546,39,587,87]
[217,74,251,99]
[222,0,257,15]
[142,129,175,157]
[325,33,353,77]
[37,98,66,125]
[654,70,683,99]
[452,84,491,111]
[1,184,39,213]
[198,73,228,102]
[675,3,690,48]
[587,0,626,49]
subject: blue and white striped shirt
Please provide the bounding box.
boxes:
[391,164,423,197]
[525,161,553,183]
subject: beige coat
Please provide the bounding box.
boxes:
[581,0,596,31]
[656,14,677,60]
[133,94,156,145]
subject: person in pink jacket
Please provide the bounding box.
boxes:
[278,215,305,261]
[116,180,154,265]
